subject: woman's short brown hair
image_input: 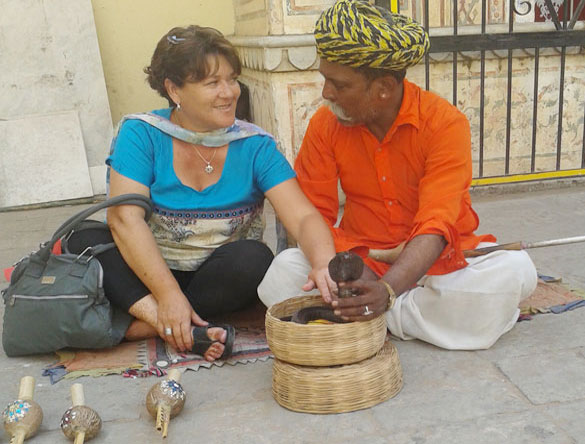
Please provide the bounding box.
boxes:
[144,25,242,106]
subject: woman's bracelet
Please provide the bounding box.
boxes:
[378,279,397,311]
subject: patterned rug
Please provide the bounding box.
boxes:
[43,302,271,383]
[137,326,272,374]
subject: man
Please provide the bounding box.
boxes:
[258,0,537,350]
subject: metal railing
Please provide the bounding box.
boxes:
[376,0,585,185]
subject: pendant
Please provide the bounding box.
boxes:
[204,163,214,174]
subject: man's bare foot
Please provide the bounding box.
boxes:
[125,319,158,341]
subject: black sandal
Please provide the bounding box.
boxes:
[191,324,235,360]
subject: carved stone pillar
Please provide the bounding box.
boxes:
[229,1,335,163]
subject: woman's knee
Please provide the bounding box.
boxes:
[65,226,114,254]
[208,240,274,285]
[230,240,274,275]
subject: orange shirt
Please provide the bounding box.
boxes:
[294,79,495,276]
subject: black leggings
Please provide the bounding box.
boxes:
[66,226,274,319]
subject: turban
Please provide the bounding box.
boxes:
[314,0,430,70]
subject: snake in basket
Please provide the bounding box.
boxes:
[286,252,364,324]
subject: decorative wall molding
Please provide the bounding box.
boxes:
[229,35,318,72]
[230,29,584,75]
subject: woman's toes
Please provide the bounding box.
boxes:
[207,327,227,343]
[204,342,225,361]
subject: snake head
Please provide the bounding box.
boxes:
[328,251,364,298]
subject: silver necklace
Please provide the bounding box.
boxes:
[192,145,217,174]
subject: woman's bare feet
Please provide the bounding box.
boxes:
[198,327,227,362]
[126,296,231,362]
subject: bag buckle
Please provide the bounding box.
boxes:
[76,246,95,263]
[63,230,75,242]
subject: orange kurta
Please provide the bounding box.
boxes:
[295,79,495,276]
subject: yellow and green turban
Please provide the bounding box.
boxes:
[314,0,430,70]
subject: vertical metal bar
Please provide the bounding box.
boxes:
[424,0,430,91]
[479,0,486,177]
[569,0,585,29]
[531,48,540,173]
[396,0,400,14]
[556,46,567,170]
[563,0,568,29]
[582,95,585,168]
[504,0,514,174]
[375,0,391,9]
[452,0,458,106]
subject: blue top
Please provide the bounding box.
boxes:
[106,108,295,271]
[107,108,295,211]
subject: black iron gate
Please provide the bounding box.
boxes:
[376,0,585,185]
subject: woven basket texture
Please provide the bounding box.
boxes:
[265,295,387,366]
[272,341,403,414]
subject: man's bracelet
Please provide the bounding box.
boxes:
[378,279,397,311]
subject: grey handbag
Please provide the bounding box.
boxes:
[1,194,153,357]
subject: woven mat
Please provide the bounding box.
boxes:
[518,276,585,320]
[44,302,271,383]
[139,326,272,374]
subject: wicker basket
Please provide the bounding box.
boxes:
[272,341,403,414]
[265,295,387,366]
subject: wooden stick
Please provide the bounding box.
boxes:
[369,235,585,264]
[167,369,181,383]
[74,431,86,444]
[17,377,35,401]
[11,430,26,444]
[159,404,171,439]
[155,405,163,431]
[71,384,85,407]
[71,384,85,444]
[161,417,169,439]
[463,241,523,257]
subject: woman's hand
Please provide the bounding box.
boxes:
[302,264,337,303]
[331,279,389,321]
[156,293,208,352]
[265,179,337,301]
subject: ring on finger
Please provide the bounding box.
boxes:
[363,305,374,316]
[164,327,172,336]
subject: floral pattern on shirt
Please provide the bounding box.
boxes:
[148,202,265,271]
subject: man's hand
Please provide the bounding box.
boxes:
[331,279,389,321]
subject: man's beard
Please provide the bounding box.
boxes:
[323,100,355,125]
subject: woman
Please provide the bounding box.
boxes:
[69,25,336,361]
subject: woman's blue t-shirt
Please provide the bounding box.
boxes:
[106,108,295,271]
[107,108,295,211]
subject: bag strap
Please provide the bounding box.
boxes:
[35,194,153,264]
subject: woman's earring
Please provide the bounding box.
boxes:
[176,103,181,110]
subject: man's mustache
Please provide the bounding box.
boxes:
[323,100,353,122]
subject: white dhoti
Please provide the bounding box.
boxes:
[257,245,537,350]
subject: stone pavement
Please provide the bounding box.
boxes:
[1,184,584,444]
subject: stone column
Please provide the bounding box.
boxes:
[229,0,335,163]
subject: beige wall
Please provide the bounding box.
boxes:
[90,0,235,124]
